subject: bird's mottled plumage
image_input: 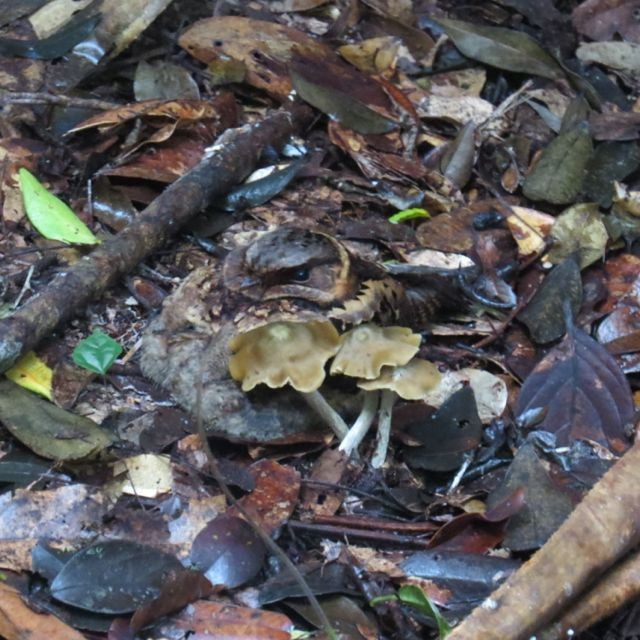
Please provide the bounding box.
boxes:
[140,226,474,441]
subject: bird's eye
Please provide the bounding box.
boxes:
[290,267,310,283]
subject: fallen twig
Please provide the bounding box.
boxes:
[538,546,640,640]
[0,102,313,373]
[0,90,121,110]
[447,438,640,640]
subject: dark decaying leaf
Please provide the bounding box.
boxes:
[572,1,640,44]
[518,257,583,344]
[290,55,397,135]
[288,595,378,638]
[0,13,100,59]
[486,440,575,552]
[178,15,330,98]
[560,95,591,134]
[32,541,76,582]
[440,121,477,189]
[130,568,214,632]
[402,550,520,615]
[0,379,114,461]
[435,18,564,80]
[228,458,300,535]
[0,450,59,486]
[516,325,634,452]
[428,489,525,554]
[582,141,640,207]
[523,124,593,204]
[494,0,564,27]
[259,562,355,605]
[172,600,293,640]
[219,157,307,211]
[50,540,184,614]
[589,112,640,142]
[189,514,266,588]
[402,386,483,472]
[0,0,50,27]
[28,588,116,635]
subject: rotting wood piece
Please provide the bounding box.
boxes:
[446,438,640,640]
[0,102,314,374]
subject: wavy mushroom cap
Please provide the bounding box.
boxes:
[330,324,421,380]
[358,358,442,400]
[229,320,341,392]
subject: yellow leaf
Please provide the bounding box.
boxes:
[5,351,53,400]
[19,168,100,245]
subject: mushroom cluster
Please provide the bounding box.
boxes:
[229,319,442,467]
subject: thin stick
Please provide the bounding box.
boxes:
[195,354,338,640]
[0,102,313,373]
[0,90,120,110]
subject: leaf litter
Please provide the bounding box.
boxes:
[0,1,638,639]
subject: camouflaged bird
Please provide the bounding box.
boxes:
[140,226,476,442]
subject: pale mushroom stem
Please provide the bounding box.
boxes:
[339,390,380,456]
[371,389,397,468]
[300,390,350,439]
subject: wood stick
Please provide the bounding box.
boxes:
[447,439,640,640]
[0,103,313,373]
[538,546,640,640]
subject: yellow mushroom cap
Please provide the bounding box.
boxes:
[330,324,421,380]
[358,358,442,400]
[228,320,340,393]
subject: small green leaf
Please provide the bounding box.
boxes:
[389,208,430,223]
[19,168,99,245]
[72,330,123,374]
[397,585,452,638]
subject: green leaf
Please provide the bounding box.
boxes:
[397,585,452,639]
[19,168,99,245]
[0,379,114,461]
[389,208,430,223]
[72,330,123,374]
[523,125,593,204]
[436,18,564,80]
[291,69,396,135]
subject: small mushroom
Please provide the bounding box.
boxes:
[358,358,442,400]
[228,320,349,438]
[359,359,442,467]
[331,324,422,460]
[330,324,421,380]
